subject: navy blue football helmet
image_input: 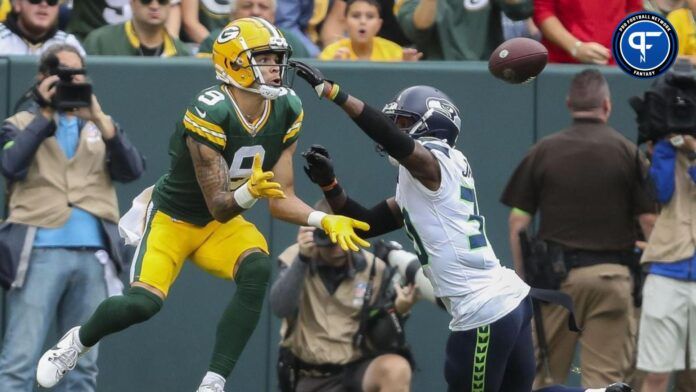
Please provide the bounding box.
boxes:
[382,85,461,146]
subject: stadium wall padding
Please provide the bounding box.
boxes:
[0,57,651,391]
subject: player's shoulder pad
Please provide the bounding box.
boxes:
[420,139,451,158]
[187,85,229,119]
[282,88,303,115]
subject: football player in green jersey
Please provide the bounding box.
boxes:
[37,17,370,392]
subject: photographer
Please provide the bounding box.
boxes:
[0,44,144,391]
[636,135,696,392]
[270,201,416,392]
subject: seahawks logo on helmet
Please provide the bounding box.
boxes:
[217,26,241,43]
[426,97,461,128]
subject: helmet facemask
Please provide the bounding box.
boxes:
[235,39,292,100]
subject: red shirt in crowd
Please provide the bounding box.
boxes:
[533,0,643,64]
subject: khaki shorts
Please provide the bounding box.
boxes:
[637,274,696,372]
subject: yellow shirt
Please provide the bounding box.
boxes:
[0,0,11,22]
[319,37,403,61]
[668,8,696,56]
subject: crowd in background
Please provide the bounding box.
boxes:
[2,0,696,64]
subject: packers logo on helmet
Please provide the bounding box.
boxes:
[212,17,291,100]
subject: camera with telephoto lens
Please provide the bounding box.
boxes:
[630,58,696,144]
[51,66,92,111]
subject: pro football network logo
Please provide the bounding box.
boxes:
[612,11,678,78]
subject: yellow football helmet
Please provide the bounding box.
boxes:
[212,17,291,100]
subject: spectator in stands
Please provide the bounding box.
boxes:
[645,0,685,16]
[181,0,232,43]
[83,0,190,57]
[668,0,696,65]
[0,0,84,55]
[67,0,181,42]
[319,0,411,49]
[197,0,310,58]
[501,69,656,388]
[502,15,540,41]
[533,0,642,65]
[0,44,145,392]
[270,208,416,392]
[396,0,533,60]
[275,0,322,57]
[319,0,421,61]
[0,0,11,22]
[637,130,696,392]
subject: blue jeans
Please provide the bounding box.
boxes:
[0,248,108,392]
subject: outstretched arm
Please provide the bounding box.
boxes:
[268,142,315,225]
[187,137,284,222]
[302,145,403,237]
[269,142,371,251]
[291,60,441,190]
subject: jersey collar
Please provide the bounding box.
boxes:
[125,20,177,57]
[223,85,272,137]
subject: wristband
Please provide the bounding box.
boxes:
[233,182,258,209]
[320,178,338,191]
[327,83,348,106]
[323,182,343,198]
[570,41,582,58]
[307,211,327,229]
[687,150,696,162]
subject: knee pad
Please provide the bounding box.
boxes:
[125,286,163,322]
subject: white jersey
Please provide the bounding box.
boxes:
[0,23,85,56]
[394,139,529,331]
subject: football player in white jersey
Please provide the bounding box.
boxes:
[291,60,633,392]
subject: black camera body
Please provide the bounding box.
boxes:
[52,66,92,111]
[630,58,696,144]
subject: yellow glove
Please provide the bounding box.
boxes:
[320,214,371,252]
[234,154,285,209]
[247,153,286,199]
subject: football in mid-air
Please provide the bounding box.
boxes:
[488,38,548,84]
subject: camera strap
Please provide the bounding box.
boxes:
[353,252,377,349]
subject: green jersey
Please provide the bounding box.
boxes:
[396,0,532,60]
[68,0,132,41]
[153,85,303,226]
[83,21,190,57]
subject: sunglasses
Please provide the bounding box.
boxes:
[139,0,171,5]
[26,0,59,6]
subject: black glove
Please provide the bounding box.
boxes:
[302,145,335,187]
[289,60,326,97]
[373,239,403,264]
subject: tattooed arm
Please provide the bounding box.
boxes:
[187,136,246,222]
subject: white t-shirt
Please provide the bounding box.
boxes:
[0,23,85,56]
[394,138,530,331]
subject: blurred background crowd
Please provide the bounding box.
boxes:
[2,0,696,64]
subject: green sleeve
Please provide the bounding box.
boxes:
[396,0,434,46]
[173,39,192,56]
[82,30,100,55]
[282,92,303,148]
[198,29,220,55]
